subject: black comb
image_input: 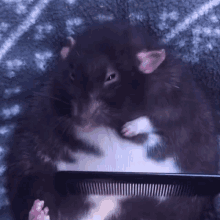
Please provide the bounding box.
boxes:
[55,171,220,197]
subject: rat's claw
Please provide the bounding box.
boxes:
[29,200,48,220]
[121,127,128,134]
[43,207,49,215]
[37,210,44,220]
[36,201,44,211]
[122,121,137,137]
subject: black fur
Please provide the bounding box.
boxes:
[5,21,219,220]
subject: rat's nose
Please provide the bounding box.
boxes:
[72,97,102,126]
[80,100,101,121]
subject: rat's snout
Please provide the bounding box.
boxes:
[72,96,103,129]
[81,99,101,120]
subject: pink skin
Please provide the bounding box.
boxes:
[121,127,132,136]
[29,200,50,220]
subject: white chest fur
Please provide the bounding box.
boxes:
[57,117,179,173]
[56,117,180,220]
[57,129,178,173]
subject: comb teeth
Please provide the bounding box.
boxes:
[71,181,193,196]
[56,171,220,197]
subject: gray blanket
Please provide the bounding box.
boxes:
[0,0,220,219]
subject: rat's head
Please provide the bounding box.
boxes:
[50,22,166,132]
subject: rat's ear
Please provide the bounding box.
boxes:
[60,37,75,59]
[137,49,165,74]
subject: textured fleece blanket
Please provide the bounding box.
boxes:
[0,0,220,219]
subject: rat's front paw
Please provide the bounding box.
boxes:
[121,116,154,137]
[122,121,139,137]
[29,200,50,220]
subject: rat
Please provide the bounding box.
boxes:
[5,20,219,220]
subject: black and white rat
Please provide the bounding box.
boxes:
[5,21,219,220]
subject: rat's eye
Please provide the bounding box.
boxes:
[70,72,76,81]
[106,73,116,81]
[104,72,119,86]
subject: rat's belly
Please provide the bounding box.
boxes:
[57,126,180,173]
[56,126,180,220]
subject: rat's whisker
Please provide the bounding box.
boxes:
[33,92,71,106]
